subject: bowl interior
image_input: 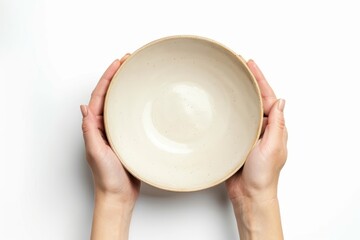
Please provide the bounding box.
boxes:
[105,36,262,191]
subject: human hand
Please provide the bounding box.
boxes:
[226,59,287,202]
[81,55,140,239]
[226,59,287,240]
[81,54,140,205]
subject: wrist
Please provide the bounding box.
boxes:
[231,196,283,240]
[91,191,135,240]
[228,182,278,206]
[94,189,136,213]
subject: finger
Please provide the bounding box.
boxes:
[89,54,130,116]
[81,105,106,158]
[247,60,277,115]
[120,53,130,64]
[95,115,105,132]
[259,99,286,154]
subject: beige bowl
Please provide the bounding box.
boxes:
[104,35,263,192]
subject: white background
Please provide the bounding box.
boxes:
[1,0,359,239]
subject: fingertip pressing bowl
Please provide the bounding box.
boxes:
[104,35,263,192]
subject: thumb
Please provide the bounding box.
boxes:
[80,105,105,157]
[260,99,286,153]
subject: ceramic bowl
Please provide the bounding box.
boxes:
[104,35,263,192]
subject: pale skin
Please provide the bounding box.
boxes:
[226,60,287,240]
[81,55,287,240]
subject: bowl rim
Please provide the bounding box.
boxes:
[104,35,263,192]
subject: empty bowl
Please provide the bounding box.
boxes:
[104,35,263,191]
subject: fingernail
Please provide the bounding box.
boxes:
[120,53,131,62]
[80,105,88,117]
[250,59,259,68]
[278,99,286,112]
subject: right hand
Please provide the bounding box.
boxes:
[226,59,288,202]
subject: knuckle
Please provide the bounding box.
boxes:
[276,117,285,129]
[81,119,90,133]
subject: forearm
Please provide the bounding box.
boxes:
[91,192,134,240]
[232,197,283,240]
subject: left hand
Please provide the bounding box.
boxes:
[81,54,140,207]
